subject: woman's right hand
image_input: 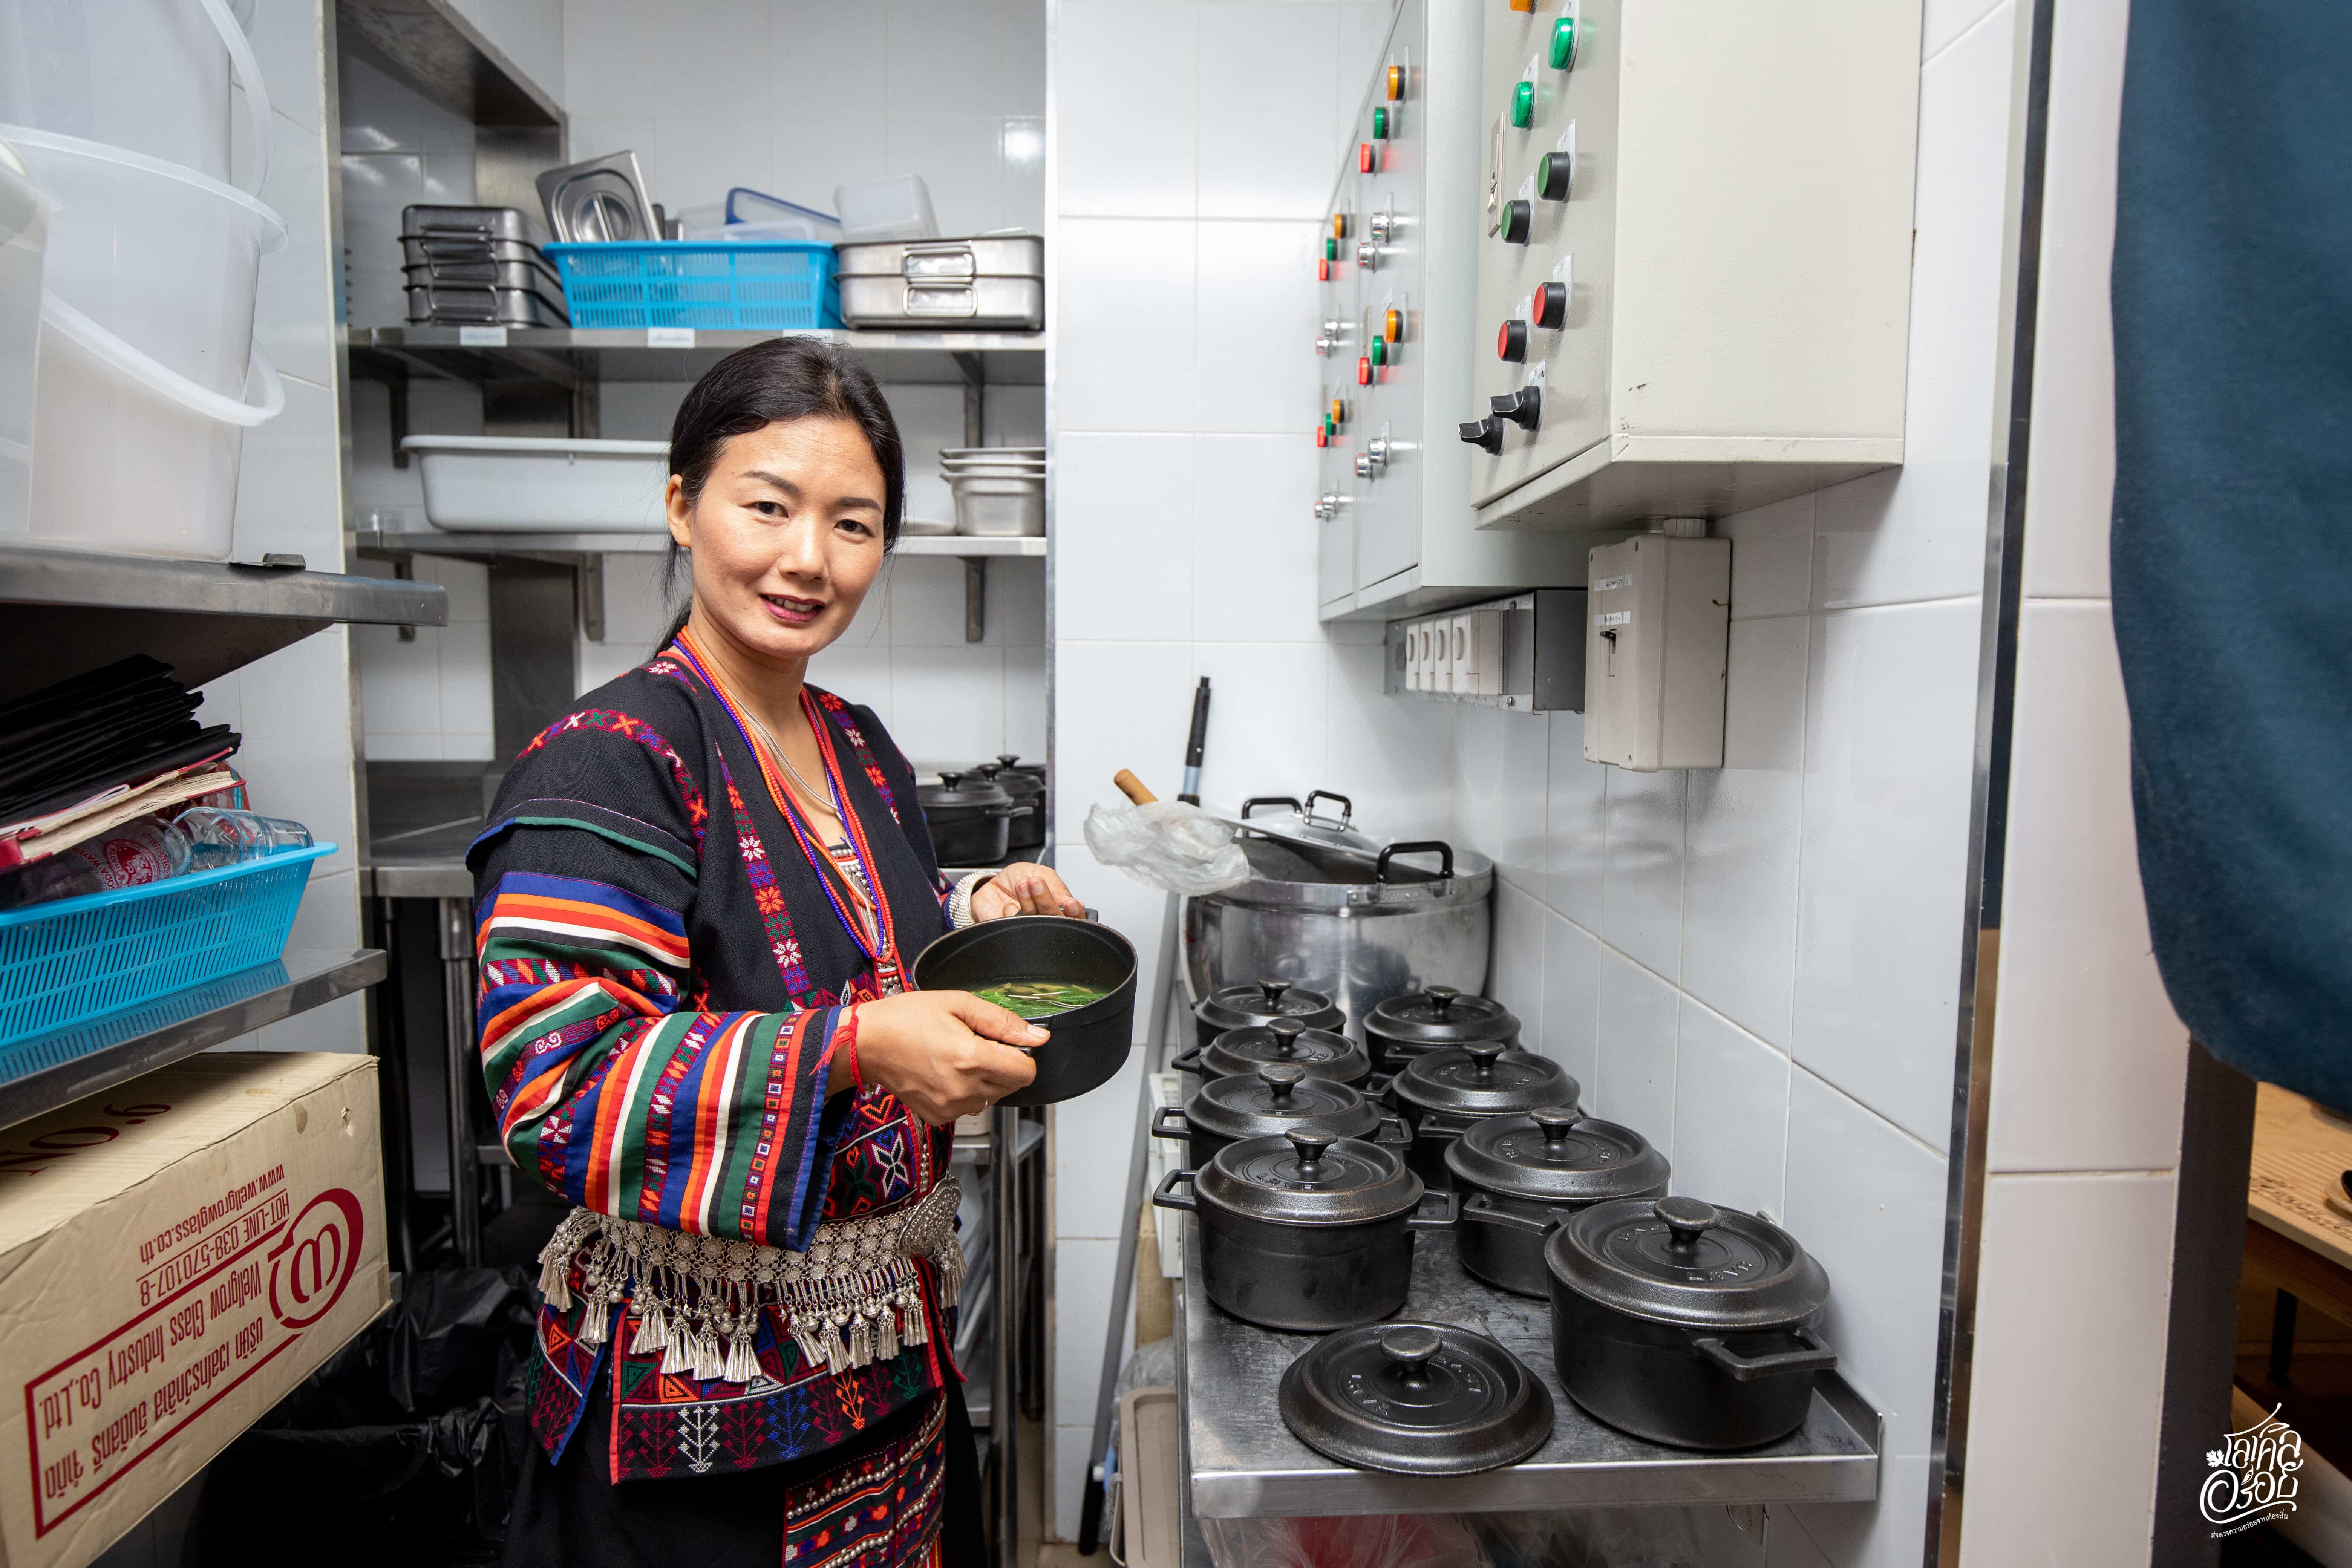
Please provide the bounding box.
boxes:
[853,991,1042,1125]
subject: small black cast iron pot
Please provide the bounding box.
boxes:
[910,916,1135,1106]
[920,771,1027,867]
[1153,1128,1456,1333]
[1446,1108,1670,1298]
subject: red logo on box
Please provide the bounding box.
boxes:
[269,1190,362,1330]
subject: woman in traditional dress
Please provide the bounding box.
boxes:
[471,338,1081,1566]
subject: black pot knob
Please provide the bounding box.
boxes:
[1269,1018,1306,1057]
[1537,149,1573,202]
[1425,985,1459,1017]
[1458,416,1506,454]
[1257,978,1292,1009]
[1531,1105,1579,1144]
[977,761,1003,779]
[1534,280,1568,330]
[1655,1196,1722,1252]
[939,771,964,788]
[1379,1325,1442,1387]
[997,753,1022,768]
[1491,386,1542,430]
[1463,1042,1504,1083]
[1285,1127,1336,1171]
[1500,198,1532,245]
[1259,1062,1306,1102]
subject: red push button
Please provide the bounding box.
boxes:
[1534,281,1567,329]
[1358,142,1376,173]
[1317,257,1331,282]
[1497,320,1528,362]
[1357,356,1373,385]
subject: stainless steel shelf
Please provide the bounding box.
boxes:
[0,949,387,1132]
[952,1118,1046,1167]
[337,0,563,127]
[0,543,449,700]
[1177,1227,1882,1519]
[351,326,1047,387]
[361,529,1045,560]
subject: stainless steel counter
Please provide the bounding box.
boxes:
[1176,1226,1881,1519]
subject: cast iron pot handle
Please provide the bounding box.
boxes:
[986,804,1020,819]
[1459,1193,1576,1237]
[1150,1106,1192,1141]
[1372,1114,1412,1148]
[1406,1188,1460,1231]
[1694,1327,1839,1383]
[1239,797,1304,819]
[1169,1045,1207,1075]
[1151,1167,1198,1214]
[1375,840,1455,883]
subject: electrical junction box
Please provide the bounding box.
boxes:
[1583,530,1729,769]
[1315,0,1591,625]
[1466,0,1921,534]
[1387,588,1588,710]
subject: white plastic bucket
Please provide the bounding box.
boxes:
[2,125,283,398]
[0,141,46,537]
[0,0,268,194]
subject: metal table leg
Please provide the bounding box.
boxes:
[439,895,481,1266]
[991,1103,1020,1564]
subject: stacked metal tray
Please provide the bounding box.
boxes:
[400,205,570,327]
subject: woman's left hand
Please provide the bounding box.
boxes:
[972,862,1085,920]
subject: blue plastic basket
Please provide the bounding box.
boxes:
[0,842,334,1050]
[545,241,841,329]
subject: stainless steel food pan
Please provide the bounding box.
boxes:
[839,275,1043,331]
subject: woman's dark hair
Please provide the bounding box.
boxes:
[656,337,905,650]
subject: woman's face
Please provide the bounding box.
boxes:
[667,416,889,667]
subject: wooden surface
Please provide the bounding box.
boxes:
[2250,1083,2352,1272]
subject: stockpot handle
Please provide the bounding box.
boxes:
[1406,1188,1459,1232]
[1150,1106,1192,1141]
[1694,1327,1840,1382]
[1303,790,1354,825]
[1459,1193,1577,1238]
[1239,797,1304,820]
[1375,840,1455,883]
[1168,1045,1208,1076]
[1151,1167,1198,1215]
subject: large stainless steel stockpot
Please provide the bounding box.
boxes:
[1183,831,1491,1043]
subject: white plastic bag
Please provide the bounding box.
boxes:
[1083,800,1250,896]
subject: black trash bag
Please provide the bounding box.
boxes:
[187,1267,540,1567]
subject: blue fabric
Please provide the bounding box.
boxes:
[2111,0,2352,1105]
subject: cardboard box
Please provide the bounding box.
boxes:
[0,1054,389,1568]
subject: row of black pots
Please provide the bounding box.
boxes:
[1191,979,1522,1075]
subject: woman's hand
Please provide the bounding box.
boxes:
[853,990,1041,1125]
[972,862,1085,921]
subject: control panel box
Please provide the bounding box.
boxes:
[1583,531,1729,771]
[1385,588,1587,711]
[1315,0,1592,623]
[1467,0,1921,533]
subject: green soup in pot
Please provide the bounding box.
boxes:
[973,980,1111,1020]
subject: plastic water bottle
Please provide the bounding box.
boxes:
[177,808,312,870]
[0,816,193,909]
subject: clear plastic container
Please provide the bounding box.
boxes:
[0,816,191,910]
[178,806,311,870]
[0,0,269,194]
[833,175,938,243]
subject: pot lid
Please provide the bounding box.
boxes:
[1278,1322,1554,1475]
[977,760,1044,799]
[1393,1044,1576,1117]
[992,753,1048,782]
[1547,1196,1831,1331]
[920,771,1012,809]
[1197,1127,1422,1225]
[1444,1107,1666,1204]
[1229,790,1389,862]
[1367,987,1519,1050]
[1185,1064,1381,1147]
[1202,1019,1371,1085]
[1195,978,1346,1037]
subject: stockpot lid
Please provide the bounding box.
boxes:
[1546,1196,1831,1331]
[1197,1127,1423,1226]
[1201,1018,1372,1085]
[1185,1064,1381,1148]
[1231,790,1388,862]
[1445,1106,1668,1205]
[1393,1043,1577,1119]
[1279,1322,1554,1475]
[1195,978,1345,1038]
[920,771,1013,810]
[1367,987,1519,1052]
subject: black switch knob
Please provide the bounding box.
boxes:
[1534,280,1568,329]
[1491,386,1542,430]
[1537,150,1573,201]
[1458,416,1505,454]
[1500,198,1532,245]
[1496,319,1529,362]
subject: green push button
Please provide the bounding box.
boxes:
[1510,81,1534,129]
[1549,16,1576,69]
[1324,236,1339,262]
[1372,106,1389,139]
[1370,338,1388,367]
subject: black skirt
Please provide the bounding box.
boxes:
[502,1375,985,1568]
